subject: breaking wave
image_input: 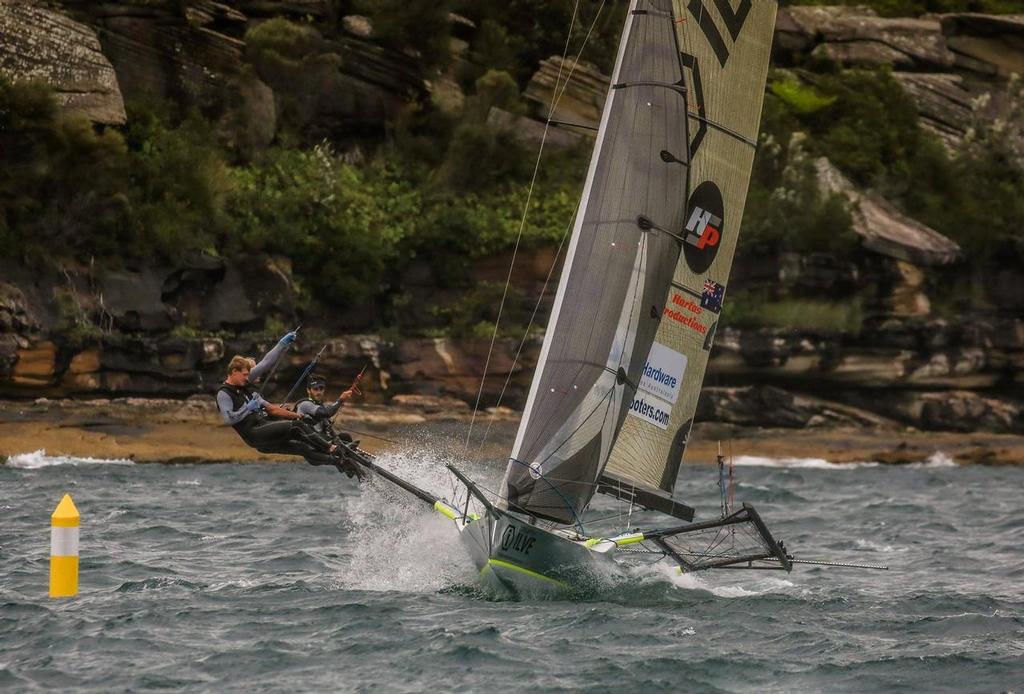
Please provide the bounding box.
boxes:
[4,449,134,469]
[731,455,879,469]
[339,446,480,594]
[912,451,958,468]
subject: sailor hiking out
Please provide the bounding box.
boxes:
[215,331,364,479]
[293,372,361,448]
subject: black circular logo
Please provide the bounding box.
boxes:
[501,526,516,550]
[682,181,724,274]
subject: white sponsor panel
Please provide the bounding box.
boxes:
[627,392,673,430]
[638,341,688,404]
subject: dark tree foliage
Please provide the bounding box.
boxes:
[0,77,132,261]
[355,0,453,71]
[783,0,1024,16]
[454,0,629,85]
[5,0,1024,330]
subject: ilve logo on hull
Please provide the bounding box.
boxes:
[683,181,724,273]
[501,526,536,555]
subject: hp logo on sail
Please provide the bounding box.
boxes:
[682,181,725,273]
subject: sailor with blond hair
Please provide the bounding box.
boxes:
[215,331,363,478]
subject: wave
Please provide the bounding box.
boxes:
[731,455,879,469]
[4,449,134,469]
[910,451,958,468]
[340,446,480,594]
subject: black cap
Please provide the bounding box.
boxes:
[307,374,327,388]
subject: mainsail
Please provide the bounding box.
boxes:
[500,0,691,525]
[604,0,778,494]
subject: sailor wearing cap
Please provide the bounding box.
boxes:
[294,373,361,447]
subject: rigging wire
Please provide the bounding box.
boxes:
[465,0,610,454]
[464,0,584,452]
[476,201,578,448]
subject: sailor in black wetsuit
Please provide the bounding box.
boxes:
[215,334,364,479]
[293,373,360,448]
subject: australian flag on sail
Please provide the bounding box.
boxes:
[700,279,725,313]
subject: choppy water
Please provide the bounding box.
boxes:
[2,445,1022,692]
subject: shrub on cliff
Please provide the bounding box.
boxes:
[726,291,864,335]
[438,70,529,190]
[244,19,342,142]
[0,76,133,262]
[355,0,453,71]
[123,101,234,259]
[455,0,628,84]
[427,282,529,338]
[784,0,1024,16]
[228,143,418,307]
[904,141,1024,260]
[745,88,856,255]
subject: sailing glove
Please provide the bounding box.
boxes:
[243,397,264,413]
[279,331,298,346]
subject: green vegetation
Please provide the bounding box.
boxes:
[0,66,582,330]
[123,102,233,259]
[0,77,132,261]
[4,0,1024,341]
[749,67,1024,262]
[355,0,453,71]
[726,292,865,334]
[427,282,529,339]
[453,0,628,84]
[784,0,1024,16]
[53,286,104,348]
[745,77,857,256]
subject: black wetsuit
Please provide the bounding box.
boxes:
[216,383,345,470]
[294,397,353,444]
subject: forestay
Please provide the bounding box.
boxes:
[501,0,691,525]
[605,0,778,494]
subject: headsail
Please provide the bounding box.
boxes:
[604,0,778,495]
[500,0,691,525]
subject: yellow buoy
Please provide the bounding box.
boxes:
[49,494,80,598]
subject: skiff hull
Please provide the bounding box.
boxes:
[458,511,615,597]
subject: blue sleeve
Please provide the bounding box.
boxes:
[249,342,287,382]
[217,390,250,425]
[295,400,319,417]
[323,401,342,418]
[297,400,335,419]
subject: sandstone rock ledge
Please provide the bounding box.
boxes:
[2,398,1022,467]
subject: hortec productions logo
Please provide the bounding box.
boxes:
[683,181,724,274]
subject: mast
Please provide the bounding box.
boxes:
[604,0,778,496]
[500,0,692,525]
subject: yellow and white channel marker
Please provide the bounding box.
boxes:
[49,494,80,598]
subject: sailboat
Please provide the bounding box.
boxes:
[345,0,885,595]
[450,0,787,594]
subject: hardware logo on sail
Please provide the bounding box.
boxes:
[638,342,688,404]
[628,342,688,430]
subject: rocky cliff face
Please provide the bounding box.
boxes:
[776,6,1024,164]
[0,3,1021,435]
[0,3,126,124]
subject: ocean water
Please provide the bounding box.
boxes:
[1,446,1022,692]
